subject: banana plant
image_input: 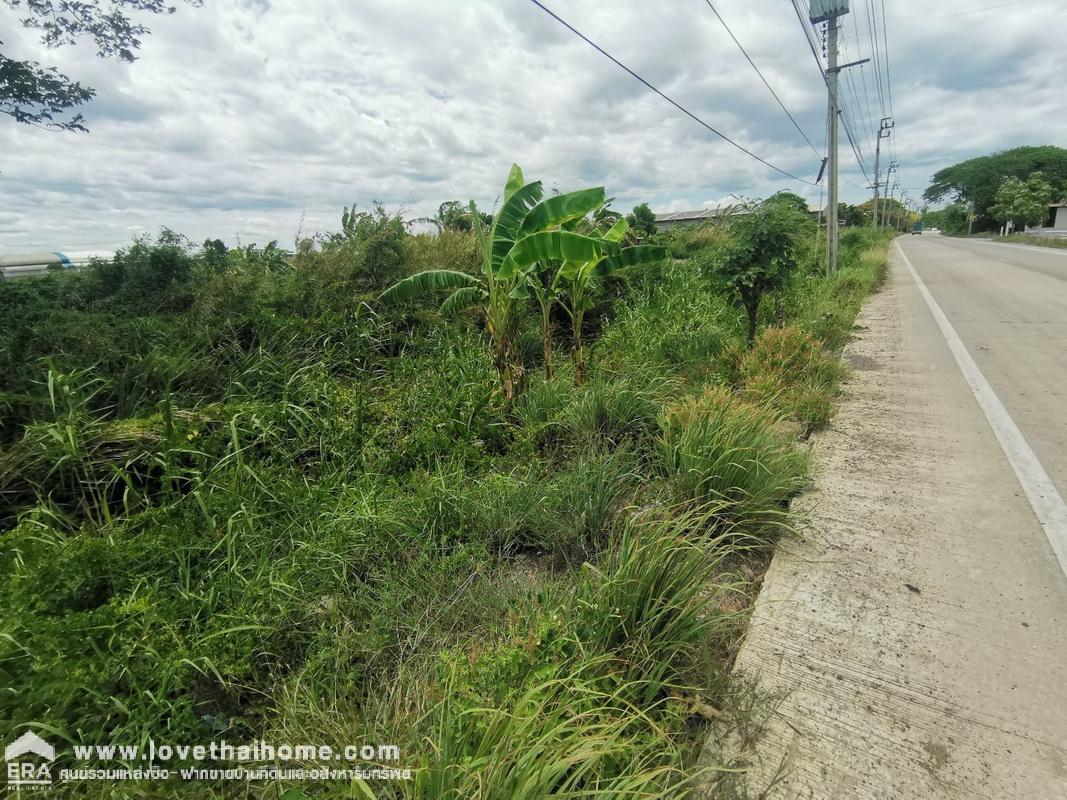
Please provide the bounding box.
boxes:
[379,165,609,403]
[517,266,563,379]
[554,218,666,385]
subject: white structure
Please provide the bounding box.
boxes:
[0,251,113,280]
[5,731,55,761]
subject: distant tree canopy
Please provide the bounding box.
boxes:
[922,203,970,236]
[766,191,809,214]
[988,172,1055,229]
[1,0,200,132]
[923,145,1067,231]
[436,200,491,232]
[625,203,657,238]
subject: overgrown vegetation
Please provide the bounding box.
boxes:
[0,167,891,798]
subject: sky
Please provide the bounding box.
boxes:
[1,0,1065,253]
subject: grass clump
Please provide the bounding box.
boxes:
[735,326,846,429]
[659,386,807,533]
[416,511,741,799]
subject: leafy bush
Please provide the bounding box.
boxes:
[81,229,198,313]
[406,229,482,275]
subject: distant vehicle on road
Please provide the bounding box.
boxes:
[911,222,923,235]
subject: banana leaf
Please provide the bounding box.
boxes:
[520,187,607,235]
[498,232,611,280]
[378,269,480,305]
[440,286,487,315]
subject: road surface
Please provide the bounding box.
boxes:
[707,235,1067,798]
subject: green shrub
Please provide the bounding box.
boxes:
[406,229,482,274]
[659,386,807,532]
[737,326,846,428]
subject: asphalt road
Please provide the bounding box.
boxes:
[902,235,1067,511]
[706,235,1067,799]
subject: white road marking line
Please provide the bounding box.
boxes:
[896,241,1067,581]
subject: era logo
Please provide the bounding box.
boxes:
[4,731,55,788]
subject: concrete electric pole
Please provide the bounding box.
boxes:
[826,12,840,276]
[872,117,893,227]
[887,181,900,230]
[880,162,898,228]
[810,2,866,274]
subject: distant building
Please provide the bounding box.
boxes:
[653,204,824,232]
[1045,203,1067,229]
[652,209,726,232]
[0,251,111,280]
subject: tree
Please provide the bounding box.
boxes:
[923,146,1067,231]
[922,203,970,236]
[379,165,610,403]
[435,200,491,232]
[767,191,809,214]
[709,198,805,345]
[1,0,199,132]
[625,203,657,239]
[988,172,1054,230]
[838,203,865,228]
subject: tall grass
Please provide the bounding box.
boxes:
[659,387,808,533]
[0,220,891,798]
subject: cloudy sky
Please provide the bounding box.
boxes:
[2,0,1065,252]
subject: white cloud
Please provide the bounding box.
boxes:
[1,0,1064,250]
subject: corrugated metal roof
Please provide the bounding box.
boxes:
[655,205,824,223]
[653,209,724,223]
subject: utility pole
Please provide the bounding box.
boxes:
[880,162,898,228]
[886,181,900,230]
[898,191,909,231]
[810,1,863,275]
[872,117,893,227]
[825,12,840,275]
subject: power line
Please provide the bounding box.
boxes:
[865,0,887,116]
[787,0,873,187]
[525,0,817,184]
[879,0,893,116]
[850,10,878,144]
[701,0,822,158]
[841,0,1040,42]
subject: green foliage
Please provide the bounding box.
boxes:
[924,145,1067,231]
[988,172,1055,228]
[782,226,890,350]
[658,221,732,259]
[417,511,737,798]
[659,386,807,533]
[0,180,892,798]
[625,202,658,239]
[1,0,199,131]
[922,202,971,236]
[329,202,410,293]
[380,165,611,402]
[737,326,846,428]
[707,198,809,343]
[436,200,491,232]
